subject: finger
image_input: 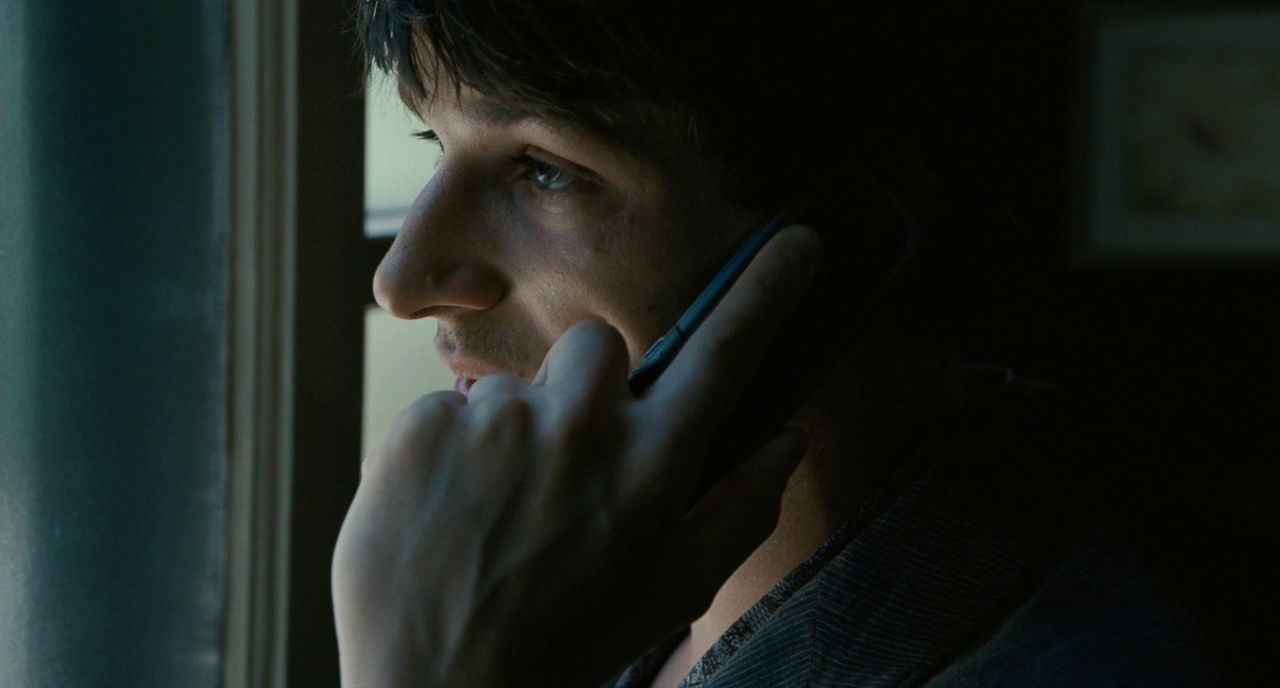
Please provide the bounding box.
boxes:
[645,225,822,432]
[464,372,526,404]
[538,319,631,403]
[664,427,808,608]
[364,389,467,476]
[526,321,631,511]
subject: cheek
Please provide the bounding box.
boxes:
[580,247,714,364]
[511,237,682,365]
[502,185,738,367]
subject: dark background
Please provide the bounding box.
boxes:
[952,4,1279,684]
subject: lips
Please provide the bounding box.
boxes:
[439,350,508,398]
[435,328,525,398]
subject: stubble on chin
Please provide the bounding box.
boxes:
[434,321,544,381]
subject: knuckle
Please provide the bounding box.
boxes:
[387,391,460,444]
[406,390,461,421]
[570,319,630,374]
[470,394,532,443]
[331,516,375,589]
[468,372,521,398]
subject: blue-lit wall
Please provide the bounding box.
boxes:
[0,2,228,685]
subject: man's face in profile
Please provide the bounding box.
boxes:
[373,82,757,393]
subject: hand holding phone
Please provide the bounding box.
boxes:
[626,178,920,503]
[335,225,826,687]
[627,207,803,393]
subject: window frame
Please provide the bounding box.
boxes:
[224,0,297,685]
[225,2,382,685]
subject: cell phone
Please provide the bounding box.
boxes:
[626,205,807,393]
[627,177,920,394]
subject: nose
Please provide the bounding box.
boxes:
[373,172,507,320]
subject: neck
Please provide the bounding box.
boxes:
[685,342,961,668]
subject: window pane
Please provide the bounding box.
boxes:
[365,74,440,237]
[0,2,228,686]
[362,307,457,459]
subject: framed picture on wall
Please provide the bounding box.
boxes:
[1072,6,1280,265]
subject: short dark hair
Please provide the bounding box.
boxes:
[356,2,1060,358]
[355,1,1010,217]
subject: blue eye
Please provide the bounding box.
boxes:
[517,155,575,192]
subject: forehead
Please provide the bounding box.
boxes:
[399,77,580,141]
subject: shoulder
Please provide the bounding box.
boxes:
[924,519,1210,687]
[924,368,1211,686]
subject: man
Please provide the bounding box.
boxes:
[333,3,1204,686]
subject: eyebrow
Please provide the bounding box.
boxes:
[463,97,587,141]
[416,87,647,163]
[467,99,538,127]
